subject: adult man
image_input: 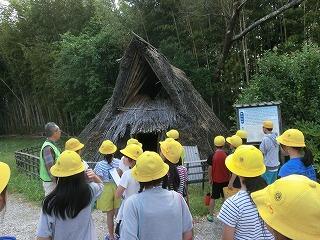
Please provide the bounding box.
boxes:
[259,120,280,184]
[39,122,61,196]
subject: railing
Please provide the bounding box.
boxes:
[15,146,41,179]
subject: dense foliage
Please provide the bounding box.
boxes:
[0,0,319,134]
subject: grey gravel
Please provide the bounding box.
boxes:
[0,194,222,240]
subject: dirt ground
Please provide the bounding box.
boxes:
[0,194,222,240]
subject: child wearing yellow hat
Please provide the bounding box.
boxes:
[218,145,274,240]
[206,136,230,222]
[0,162,10,212]
[36,151,103,240]
[121,151,193,239]
[166,129,186,163]
[252,175,320,240]
[277,129,316,181]
[65,137,89,170]
[114,144,143,237]
[226,135,243,190]
[236,130,247,144]
[94,140,121,240]
[160,138,189,204]
[118,138,142,176]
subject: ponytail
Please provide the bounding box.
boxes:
[301,147,314,167]
[162,160,180,192]
[242,176,267,195]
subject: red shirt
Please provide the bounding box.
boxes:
[210,149,230,183]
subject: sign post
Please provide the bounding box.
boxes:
[235,101,282,144]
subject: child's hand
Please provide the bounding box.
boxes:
[227,182,233,190]
[86,169,96,181]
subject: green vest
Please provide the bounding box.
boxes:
[39,140,60,181]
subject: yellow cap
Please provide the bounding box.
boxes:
[120,144,143,161]
[263,120,273,129]
[236,130,247,139]
[252,175,320,240]
[166,129,179,140]
[276,129,305,147]
[226,135,243,148]
[214,136,225,147]
[50,150,85,177]
[159,138,183,164]
[225,145,266,177]
[0,162,10,193]
[132,151,169,182]
[99,140,117,155]
[65,138,84,152]
[127,138,143,148]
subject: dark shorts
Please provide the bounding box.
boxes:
[211,181,229,199]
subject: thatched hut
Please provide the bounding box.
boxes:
[79,34,227,161]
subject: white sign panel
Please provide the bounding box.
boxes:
[238,105,280,143]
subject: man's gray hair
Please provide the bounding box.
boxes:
[45,122,59,137]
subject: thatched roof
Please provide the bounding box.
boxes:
[79,34,227,160]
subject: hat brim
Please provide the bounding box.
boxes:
[50,164,85,177]
[276,136,305,147]
[99,145,117,155]
[70,143,84,152]
[0,163,10,193]
[120,149,138,161]
[159,143,180,164]
[225,154,266,177]
[226,137,232,144]
[251,189,318,240]
[131,163,169,182]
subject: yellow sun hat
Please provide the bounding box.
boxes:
[236,130,248,139]
[99,140,117,155]
[214,136,225,147]
[159,138,183,164]
[132,151,169,182]
[251,175,320,240]
[276,129,305,147]
[120,144,143,161]
[64,138,84,152]
[0,162,10,193]
[166,129,179,140]
[225,145,266,177]
[226,135,243,148]
[127,138,143,148]
[263,120,273,129]
[50,150,85,177]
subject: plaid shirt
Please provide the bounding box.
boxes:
[42,140,58,166]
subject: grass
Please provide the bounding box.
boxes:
[0,136,44,203]
[0,136,221,216]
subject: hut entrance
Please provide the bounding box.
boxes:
[136,133,158,152]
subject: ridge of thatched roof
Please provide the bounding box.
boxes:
[79,34,227,160]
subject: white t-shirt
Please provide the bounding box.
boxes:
[119,156,130,173]
[218,190,274,240]
[116,169,140,222]
[121,187,193,240]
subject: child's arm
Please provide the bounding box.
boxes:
[86,169,102,183]
[228,173,237,189]
[115,185,126,198]
[222,224,235,240]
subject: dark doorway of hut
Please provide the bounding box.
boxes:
[136,133,158,152]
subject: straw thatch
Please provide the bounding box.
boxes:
[79,34,227,160]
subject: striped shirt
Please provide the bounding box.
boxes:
[218,190,274,240]
[94,159,120,183]
[177,166,188,196]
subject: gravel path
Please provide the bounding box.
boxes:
[0,194,222,239]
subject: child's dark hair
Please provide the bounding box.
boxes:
[0,186,7,210]
[104,154,113,164]
[295,147,314,167]
[242,139,247,144]
[162,160,180,192]
[139,176,166,193]
[242,176,267,195]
